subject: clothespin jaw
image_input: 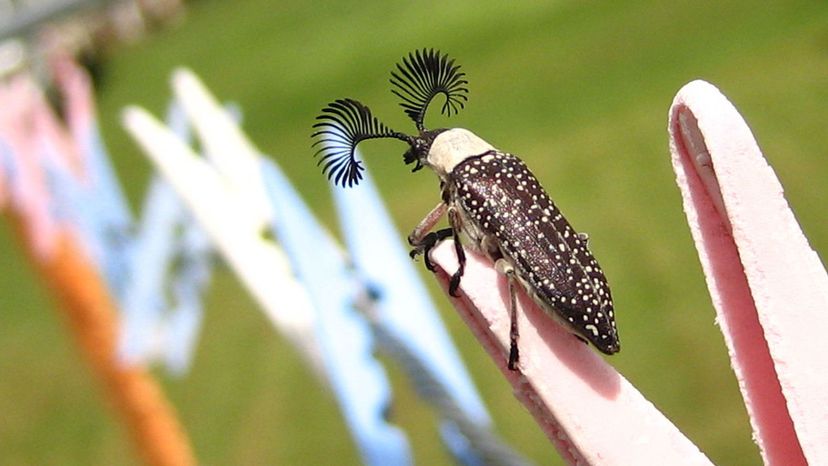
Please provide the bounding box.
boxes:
[0,76,60,257]
[669,80,828,466]
[429,242,714,466]
[117,173,212,375]
[260,160,412,466]
[45,51,133,296]
[331,164,536,464]
[332,164,490,424]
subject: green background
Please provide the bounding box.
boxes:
[2,0,827,464]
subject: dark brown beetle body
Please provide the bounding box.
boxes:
[446,148,618,354]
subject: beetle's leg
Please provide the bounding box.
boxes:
[409,202,449,271]
[495,258,520,371]
[411,229,452,272]
[447,207,466,297]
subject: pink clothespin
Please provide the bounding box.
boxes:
[0,77,59,258]
[430,243,712,465]
[47,48,95,177]
[428,79,828,465]
[670,80,828,466]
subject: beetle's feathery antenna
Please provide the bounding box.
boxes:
[390,49,468,132]
[312,98,411,187]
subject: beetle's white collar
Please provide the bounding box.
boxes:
[426,128,495,177]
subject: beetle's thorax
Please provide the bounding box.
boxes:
[425,128,495,179]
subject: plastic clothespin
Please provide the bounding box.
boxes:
[57,57,134,298]
[423,79,828,466]
[121,69,324,376]
[13,59,211,376]
[162,212,212,374]
[118,176,181,367]
[0,65,198,466]
[332,167,530,465]
[430,241,714,466]
[155,102,213,374]
[669,80,828,465]
[0,76,60,257]
[118,101,213,375]
[117,175,212,374]
[261,160,412,466]
[23,73,110,267]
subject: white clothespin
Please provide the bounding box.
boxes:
[122,69,324,376]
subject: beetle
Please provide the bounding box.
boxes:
[312,49,619,370]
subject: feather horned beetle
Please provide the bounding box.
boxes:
[312,49,619,370]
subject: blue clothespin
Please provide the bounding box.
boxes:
[118,177,183,367]
[155,101,213,374]
[261,159,412,466]
[118,102,213,375]
[266,156,530,465]
[73,108,135,299]
[32,125,108,267]
[334,164,531,466]
[117,175,212,374]
[0,75,125,266]
[162,212,211,373]
[32,141,77,223]
[333,165,489,421]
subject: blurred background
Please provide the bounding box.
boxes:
[1,0,827,464]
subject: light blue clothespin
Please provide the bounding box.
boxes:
[118,177,182,367]
[266,154,529,465]
[73,111,135,299]
[158,103,214,374]
[163,211,211,373]
[32,126,106,266]
[262,159,411,466]
[118,102,213,375]
[334,164,531,466]
[32,142,75,223]
[117,175,212,374]
[333,164,489,421]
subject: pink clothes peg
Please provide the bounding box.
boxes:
[0,77,59,258]
[670,80,828,466]
[427,79,828,465]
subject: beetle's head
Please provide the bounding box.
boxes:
[312,49,470,187]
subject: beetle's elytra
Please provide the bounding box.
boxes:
[312,49,619,370]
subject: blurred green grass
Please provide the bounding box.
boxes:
[2,0,827,464]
